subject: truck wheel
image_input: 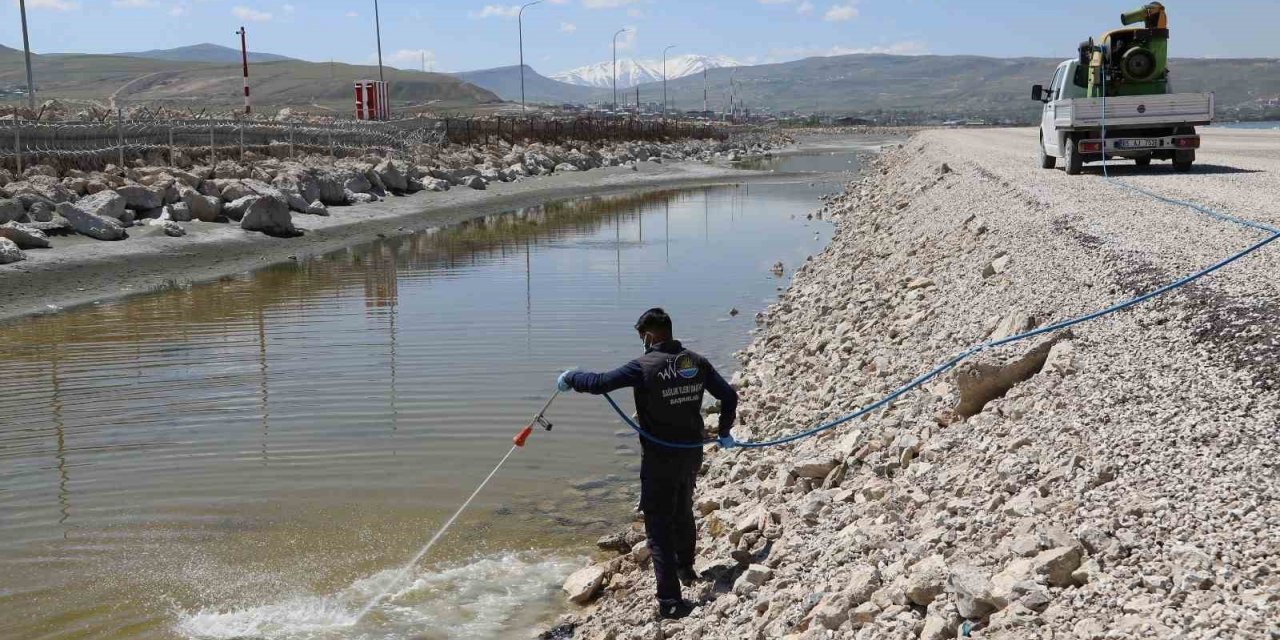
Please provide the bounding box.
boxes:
[1135,157,1152,168]
[1039,133,1056,169]
[1064,135,1083,175]
[1173,150,1194,173]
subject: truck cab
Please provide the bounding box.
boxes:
[1033,58,1212,174]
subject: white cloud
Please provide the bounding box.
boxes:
[472,4,520,18]
[796,1,814,15]
[823,4,858,21]
[169,3,187,16]
[282,3,294,14]
[582,0,639,8]
[111,0,155,8]
[385,48,437,71]
[345,10,358,17]
[22,0,79,10]
[626,8,642,17]
[559,21,577,33]
[232,5,272,21]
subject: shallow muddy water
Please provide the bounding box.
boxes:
[0,154,866,639]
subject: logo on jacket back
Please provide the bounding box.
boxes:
[657,353,700,380]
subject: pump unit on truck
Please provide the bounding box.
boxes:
[1032,2,1213,174]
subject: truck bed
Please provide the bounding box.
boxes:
[1053,93,1214,130]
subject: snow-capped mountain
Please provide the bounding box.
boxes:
[552,55,740,89]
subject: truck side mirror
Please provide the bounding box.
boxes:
[1031,84,1045,102]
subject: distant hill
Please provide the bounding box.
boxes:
[0,46,500,111]
[118,43,297,64]
[649,53,1280,121]
[453,65,605,105]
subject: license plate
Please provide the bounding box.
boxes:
[1117,138,1159,149]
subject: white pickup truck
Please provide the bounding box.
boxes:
[1033,59,1214,174]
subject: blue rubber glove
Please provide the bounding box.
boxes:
[557,369,577,392]
[717,435,738,449]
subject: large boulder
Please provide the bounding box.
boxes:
[374,160,408,192]
[949,565,1006,619]
[343,172,373,194]
[272,169,322,205]
[421,178,450,192]
[0,198,24,223]
[114,184,165,211]
[77,190,128,221]
[0,237,25,264]
[4,178,75,204]
[239,196,296,237]
[224,196,254,221]
[461,176,487,190]
[178,186,222,222]
[0,221,50,249]
[313,168,358,205]
[55,202,126,241]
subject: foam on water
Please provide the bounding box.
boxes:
[176,552,581,640]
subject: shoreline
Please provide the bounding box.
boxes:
[555,127,1280,639]
[0,157,832,324]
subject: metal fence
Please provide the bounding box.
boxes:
[0,114,727,173]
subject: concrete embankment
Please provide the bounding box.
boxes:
[551,128,1280,640]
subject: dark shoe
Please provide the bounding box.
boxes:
[677,566,698,587]
[658,598,696,620]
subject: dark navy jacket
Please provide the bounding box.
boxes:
[565,340,738,451]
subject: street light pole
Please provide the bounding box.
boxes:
[18,0,36,111]
[662,45,675,119]
[373,0,385,83]
[612,28,630,111]
[518,0,544,114]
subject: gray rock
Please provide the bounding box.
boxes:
[160,220,186,237]
[346,190,377,205]
[554,162,582,173]
[239,196,296,237]
[421,177,451,192]
[949,565,1005,619]
[164,202,192,222]
[305,201,329,216]
[792,457,838,479]
[374,160,409,192]
[55,202,126,241]
[1031,546,1081,587]
[0,221,50,249]
[77,190,128,221]
[0,198,24,223]
[0,237,25,264]
[115,184,164,211]
[461,175,487,190]
[224,196,254,222]
[906,555,948,606]
[343,172,373,194]
[27,200,54,222]
[182,189,223,222]
[562,565,607,605]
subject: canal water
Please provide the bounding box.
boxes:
[0,149,871,640]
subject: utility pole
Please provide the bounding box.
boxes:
[703,67,708,116]
[662,45,675,119]
[421,51,425,72]
[518,0,543,114]
[19,0,36,110]
[612,28,630,111]
[373,0,385,82]
[237,26,251,115]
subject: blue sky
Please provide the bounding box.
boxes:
[3,0,1276,73]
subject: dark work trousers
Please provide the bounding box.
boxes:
[639,448,702,602]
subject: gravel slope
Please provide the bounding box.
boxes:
[553,128,1280,640]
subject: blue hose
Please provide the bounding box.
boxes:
[603,70,1277,450]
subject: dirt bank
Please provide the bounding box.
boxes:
[552,127,1280,640]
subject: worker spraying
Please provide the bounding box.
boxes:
[558,308,739,620]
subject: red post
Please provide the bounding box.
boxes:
[237,26,251,115]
